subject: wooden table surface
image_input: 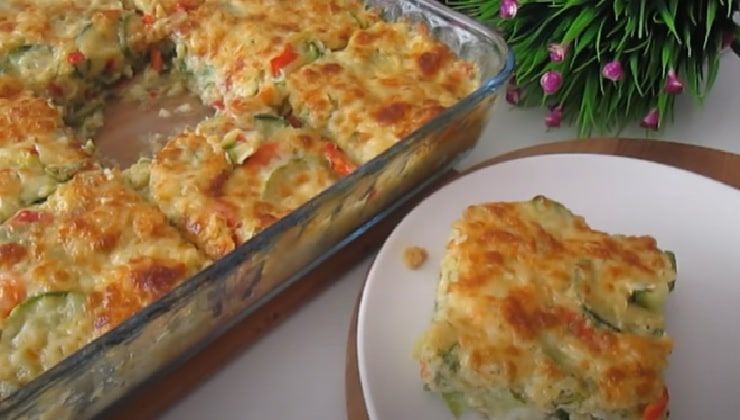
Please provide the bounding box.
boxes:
[344,138,740,420]
[98,138,739,419]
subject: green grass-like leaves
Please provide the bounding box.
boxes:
[445,0,740,136]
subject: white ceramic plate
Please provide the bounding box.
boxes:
[357,154,740,420]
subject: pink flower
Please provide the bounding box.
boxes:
[602,60,624,81]
[545,105,563,128]
[547,43,568,62]
[540,70,562,95]
[664,68,684,94]
[640,108,659,130]
[722,31,734,49]
[499,0,518,19]
[505,85,521,105]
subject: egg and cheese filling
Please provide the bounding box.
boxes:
[167,0,379,112]
[127,112,354,259]
[414,196,676,420]
[0,0,162,127]
[0,169,207,398]
[286,20,479,164]
[0,0,482,401]
[0,80,94,222]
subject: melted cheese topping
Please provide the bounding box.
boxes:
[0,0,154,107]
[287,21,478,163]
[0,85,93,222]
[170,0,378,109]
[0,0,482,400]
[415,196,675,419]
[0,292,92,398]
[0,169,206,397]
[145,113,344,259]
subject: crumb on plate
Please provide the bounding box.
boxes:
[403,246,428,270]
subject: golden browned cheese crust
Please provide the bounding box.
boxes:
[415,196,676,419]
[143,113,350,259]
[0,0,156,108]
[0,169,206,326]
[0,0,483,401]
[287,21,479,163]
[0,169,206,397]
[0,83,94,222]
[170,0,379,110]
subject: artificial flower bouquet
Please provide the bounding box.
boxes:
[445,0,740,135]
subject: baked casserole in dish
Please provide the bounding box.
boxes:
[0,0,514,416]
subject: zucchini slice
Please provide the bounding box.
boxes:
[4,44,57,78]
[262,157,329,204]
[4,291,84,326]
[225,142,256,165]
[665,250,677,291]
[441,391,464,418]
[301,41,324,62]
[1,291,91,380]
[629,283,670,312]
[253,113,288,136]
[581,304,621,332]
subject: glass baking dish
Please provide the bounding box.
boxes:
[0,1,513,418]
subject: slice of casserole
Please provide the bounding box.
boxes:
[287,20,479,164]
[0,0,159,124]
[0,81,94,222]
[128,112,354,259]
[0,169,206,398]
[414,196,676,420]
[167,0,378,111]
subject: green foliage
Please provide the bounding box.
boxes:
[444,0,740,136]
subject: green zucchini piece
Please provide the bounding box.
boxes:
[6,291,72,322]
[7,44,36,59]
[253,114,285,123]
[65,98,104,127]
[1,291,90,378]
[510,389,526,403]
[581,305,621,332]
[664,250,677,272]
[440,344,460,374]
[302,41,323,61]
[441,392,464,418]
[253,113,288,135]
[261,158,325,203]
[629,284,669,311]
[225,142,256,165]
[44,163,81,182]
[665,250,677,292]
[543,340,570,368]
[6,44,57,76]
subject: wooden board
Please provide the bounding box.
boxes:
[345,137,740,420]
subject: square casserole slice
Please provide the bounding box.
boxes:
[0,0,156,116]
[0,81,94,222]
[414,196,676,420]
[0,169,206,398]
[128,112,354,260]
[286,20,479,164]
[169,0,379,111]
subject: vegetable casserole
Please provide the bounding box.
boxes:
[0,0,479,400]
[414,196,676,420]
